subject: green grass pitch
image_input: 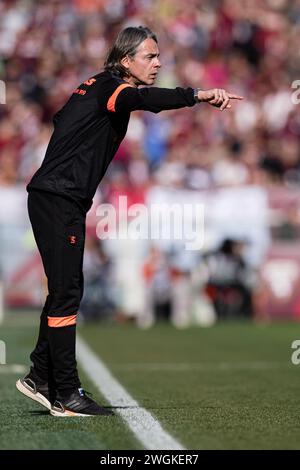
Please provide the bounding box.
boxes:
[0,312,300,450]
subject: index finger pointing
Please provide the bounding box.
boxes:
[228,94,244,100]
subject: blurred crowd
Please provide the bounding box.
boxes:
[1,0,300,188]
[1,0,300,324]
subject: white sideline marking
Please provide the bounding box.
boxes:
[76,335,184,450]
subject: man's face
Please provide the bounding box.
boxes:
[121,38,161,87]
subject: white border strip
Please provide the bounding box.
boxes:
[77,335,185,450]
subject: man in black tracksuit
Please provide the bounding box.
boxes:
[16,26,242,416]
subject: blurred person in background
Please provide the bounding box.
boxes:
[139,245,172,329]
[203,238,254,320]
[79,236,115,322]
[15,24,242,417]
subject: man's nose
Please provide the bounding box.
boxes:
[155,58,161,68]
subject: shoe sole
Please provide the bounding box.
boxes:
[16,379,51,411]
[50,408,94,417]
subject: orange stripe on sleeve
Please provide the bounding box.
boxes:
[48,315,77,328]
[107,83,132,112]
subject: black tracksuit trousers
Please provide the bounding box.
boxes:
[27,189,86,396]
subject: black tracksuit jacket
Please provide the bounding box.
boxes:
[27,70,196,211]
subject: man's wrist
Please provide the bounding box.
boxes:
[193,88,202,103]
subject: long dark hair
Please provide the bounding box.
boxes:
[104,26,158,78]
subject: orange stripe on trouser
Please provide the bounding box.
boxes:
[107,83,132,112]
[48,315,77,327]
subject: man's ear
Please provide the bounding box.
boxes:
[121,55,130,71]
